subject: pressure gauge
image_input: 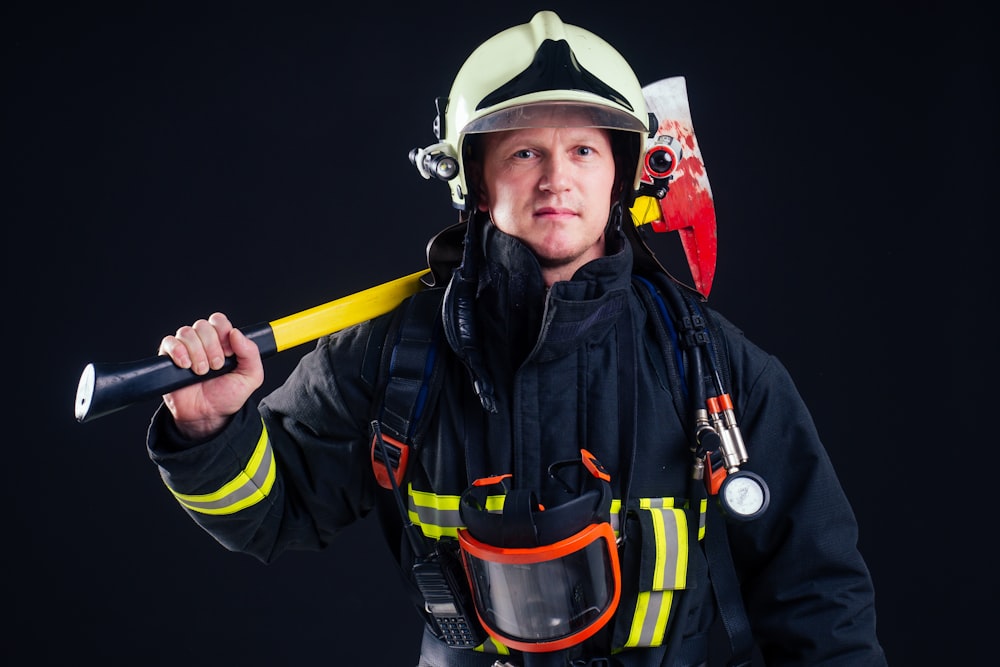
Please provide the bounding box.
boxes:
[718,470,770,521]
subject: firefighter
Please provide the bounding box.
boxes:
[149,10,887,666]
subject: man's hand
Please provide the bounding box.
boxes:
[158,312,264,439]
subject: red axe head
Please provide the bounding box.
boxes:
[630,77,717,299]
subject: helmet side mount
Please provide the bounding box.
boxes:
[637,133,682,200]
[433,96,447,141]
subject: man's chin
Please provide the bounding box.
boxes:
[535,251,574,269]
[535,244,602,269]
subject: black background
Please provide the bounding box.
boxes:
[5,1,996,664]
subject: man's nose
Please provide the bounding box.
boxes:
[539,154,571,192]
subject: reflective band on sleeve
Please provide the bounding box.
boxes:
[167,421,276,515]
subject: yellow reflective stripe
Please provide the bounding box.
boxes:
[650,501,668,588]
[623,498,689,648]
[648,507,683,645]
[650,591,674,645]
[625,592,650,646]
[484,495,504,512]
[698,497,707,540]
[611,498,622,535]
[625,589,675,648]
[407,487,611,539]
[473,635,510,655]
[625,499,668,647]
[168,421,275,515]
[652,504,687,590]
[637,496,706,541]
[409,486,461,511]
[407,486,507,539]
[405,492,632,536]
[408,485,462,538]
[673,509,690,587]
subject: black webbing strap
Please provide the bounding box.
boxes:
[704,503,754,667]
[633,273,755,666]
[378,287,445,443]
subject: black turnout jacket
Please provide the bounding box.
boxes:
[148,222,886,666]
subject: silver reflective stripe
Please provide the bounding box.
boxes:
[168,422,276,515]
[408,486,464,538]
[623,498,690,648]
[408,489,625,539]
[629,589,674,647]
[649,505,684,590]
[698,497,707,538]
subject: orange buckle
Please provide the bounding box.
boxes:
[371,431,410,490]
[704,450,728,496]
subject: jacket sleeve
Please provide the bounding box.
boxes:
[146,316,389,564]
[716,316,888,666]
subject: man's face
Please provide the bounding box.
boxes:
[476,123,617,285]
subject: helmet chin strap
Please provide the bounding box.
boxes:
[604,197,631,256]
[442,207,498,414]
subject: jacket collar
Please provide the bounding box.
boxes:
[444,220,635,365]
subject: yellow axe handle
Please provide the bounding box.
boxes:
[75,269,430,423]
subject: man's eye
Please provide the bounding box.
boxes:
[513,149,535,159]
[576,146,593,156]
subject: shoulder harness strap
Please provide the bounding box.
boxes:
[370,286,446,490]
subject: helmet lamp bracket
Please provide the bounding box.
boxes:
[409,142,459,182]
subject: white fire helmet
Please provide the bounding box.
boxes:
[410,10,655,210]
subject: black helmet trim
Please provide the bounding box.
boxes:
[478,38,633,113]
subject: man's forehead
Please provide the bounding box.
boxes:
[484,123,612,149]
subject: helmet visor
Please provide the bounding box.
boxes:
[457,521,620,652]
[462,101,648,135]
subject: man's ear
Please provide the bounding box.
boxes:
[466,161,489,212]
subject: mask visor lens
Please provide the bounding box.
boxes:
[458,522,619,652]
[463,101,648,135]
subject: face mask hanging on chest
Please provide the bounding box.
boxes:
[457,449,621,653]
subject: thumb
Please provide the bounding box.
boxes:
[229,326,259,359]
[228,327,265,387]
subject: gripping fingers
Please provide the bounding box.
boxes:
[158,335,193,370]
[161,313,235,376]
